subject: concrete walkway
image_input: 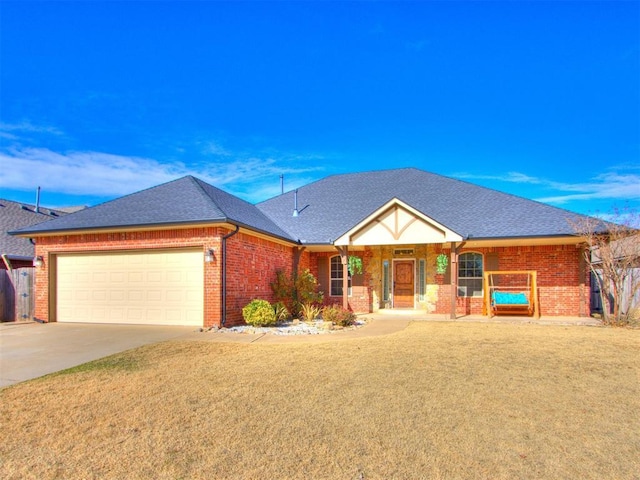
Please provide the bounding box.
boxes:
[190,311,601,345]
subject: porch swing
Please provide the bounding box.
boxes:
[483,270,540,318]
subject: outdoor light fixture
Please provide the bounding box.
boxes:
[33,256,44,268]
[204,249,216,263]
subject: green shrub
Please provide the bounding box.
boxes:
[242,299,277,327]
[321,305,357,327]
[273,301,290,322]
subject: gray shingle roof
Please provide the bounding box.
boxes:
[11,168,590,244]
[257,167,588,243]
[1,200,68,257]
[11,176,294,241]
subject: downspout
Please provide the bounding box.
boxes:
[221,224,240,326]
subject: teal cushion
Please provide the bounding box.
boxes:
[492,291,528,305]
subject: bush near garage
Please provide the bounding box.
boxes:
[242,299,277,327]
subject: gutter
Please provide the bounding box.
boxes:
[1,254,13,271]
[221,224,240,326]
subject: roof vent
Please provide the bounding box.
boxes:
[35,186,41,213]
[293,189,299,217]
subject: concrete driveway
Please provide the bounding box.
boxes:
[0,322,200,388]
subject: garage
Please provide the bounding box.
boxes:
[56,249,204,326]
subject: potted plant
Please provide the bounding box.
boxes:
[436,254,448,274]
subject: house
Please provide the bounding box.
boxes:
[1,199,69,321]
[1,199,69,269]
[10,167,592,327]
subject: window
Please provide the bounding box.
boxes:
[330,256,351,296]
[458,252,483,297]
[382,260,390,302]
[418,259,426,301]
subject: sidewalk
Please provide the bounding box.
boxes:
[189,311,602,344]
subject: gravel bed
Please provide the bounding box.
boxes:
[206,319,367,335]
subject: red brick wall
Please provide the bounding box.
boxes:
[33,230,586,326]
[32,227,296,328]
[433,244,589,316]
[222,232,295,326]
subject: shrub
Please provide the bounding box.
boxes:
[321,304,357,327]
[242,299,277,327]
[300,303,321,322]
[271,268,324,318]
[273,301,290,322]
[296,269,324,306]
[270,270,295,315]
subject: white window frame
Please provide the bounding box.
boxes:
[330,255,352,297]
[458,252,484,298]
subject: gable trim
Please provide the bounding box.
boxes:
[334,198,463,246]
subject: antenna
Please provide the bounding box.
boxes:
[280,174,284,194]
[35,186,41,213]
[293,189,299,217]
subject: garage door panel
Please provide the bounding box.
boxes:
[57,250,203,326]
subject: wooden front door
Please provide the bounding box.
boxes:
[394,260,414,308]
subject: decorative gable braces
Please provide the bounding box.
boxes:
[334,198,463,246]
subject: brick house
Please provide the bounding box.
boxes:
[11,168,592,327]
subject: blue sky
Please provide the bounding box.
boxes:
[1,1,638,221]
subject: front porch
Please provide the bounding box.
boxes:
[306,197,589,319]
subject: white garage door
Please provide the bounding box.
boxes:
[56,249,204,326]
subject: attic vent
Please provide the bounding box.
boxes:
[49,211,58,217]
[21,205,32,212]
[394,249,414,256]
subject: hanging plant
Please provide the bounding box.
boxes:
[348,255,363,275]
[436,254,449,274]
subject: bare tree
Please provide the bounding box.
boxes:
[571,208,640,326]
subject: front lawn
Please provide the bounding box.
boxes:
[1,322,638,479]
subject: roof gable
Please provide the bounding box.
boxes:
[335,198,463,246]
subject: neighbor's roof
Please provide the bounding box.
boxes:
[11,176,295,241]
[1,199,68,257]
[257,167,588,243]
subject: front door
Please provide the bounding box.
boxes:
[394,260,414,308]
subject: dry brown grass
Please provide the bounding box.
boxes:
[1,322,639,480]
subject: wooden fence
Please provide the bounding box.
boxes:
[0,268,35,322]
